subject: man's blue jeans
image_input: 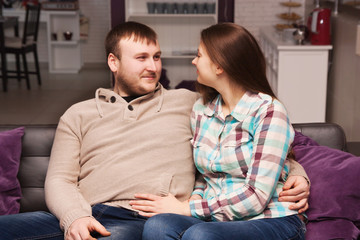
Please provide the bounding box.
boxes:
[142,213,306,240]
[0,204,148,239]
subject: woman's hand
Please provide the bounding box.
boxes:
[279,175,310,213]
[129,193,191,217]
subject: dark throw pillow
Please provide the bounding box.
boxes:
[0,127,24,215]
[292,131,360,240]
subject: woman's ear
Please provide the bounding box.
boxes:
[215,66,224,75]
[108,53,119,73]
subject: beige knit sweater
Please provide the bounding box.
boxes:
[45,84,308,234]
[45,85,199,233]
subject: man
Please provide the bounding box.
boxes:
[0,21,309,240]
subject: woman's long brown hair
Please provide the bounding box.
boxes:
[196,23,276,103]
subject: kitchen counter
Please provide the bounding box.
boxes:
[259,26,332,123]
[259,26,332,51]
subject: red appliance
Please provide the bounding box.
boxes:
[307,8,331,45]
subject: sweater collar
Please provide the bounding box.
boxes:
[95,83,165,118]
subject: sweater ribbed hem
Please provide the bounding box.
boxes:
[61,208,92,236]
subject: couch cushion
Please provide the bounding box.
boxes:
[292,131,360,240]
[0,127,24,215]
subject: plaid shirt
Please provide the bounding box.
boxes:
[189,91,297,222]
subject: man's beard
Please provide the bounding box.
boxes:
[114,74,158,97]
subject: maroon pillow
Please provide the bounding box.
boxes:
[0,127,24,215]
[292,131,360,240]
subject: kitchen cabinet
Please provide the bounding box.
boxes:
[46,11,82,73]
[125,0,218,88]
[259,26,332,123]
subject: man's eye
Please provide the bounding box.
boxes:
[137,56,146,60]
[154,55,161,60]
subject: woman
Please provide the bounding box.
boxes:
[130,23,306,240]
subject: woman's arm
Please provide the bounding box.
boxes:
[191,171,206,197]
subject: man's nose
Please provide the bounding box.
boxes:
[146,59,157,71]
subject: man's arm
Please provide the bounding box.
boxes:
[279,158,310,213]
[45,115,97,235]
[288,157,310,183]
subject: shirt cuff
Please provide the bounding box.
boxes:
[191,190,204,198]
[189,199,211,221]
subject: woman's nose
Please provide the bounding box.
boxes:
[192,58,197,65]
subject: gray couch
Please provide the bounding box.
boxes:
[0,123,348,213]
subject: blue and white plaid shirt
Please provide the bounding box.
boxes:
[189,91,297,222]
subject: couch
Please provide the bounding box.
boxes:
[0,123,359,239]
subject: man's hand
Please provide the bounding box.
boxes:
[279,175,310,214]
[66,216,111,240]
[130,193,191,217]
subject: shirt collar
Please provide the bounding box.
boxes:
[204,95,221,117]
[203,91,256,122]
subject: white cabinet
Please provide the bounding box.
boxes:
[125,0,218,87]
[46,11,82,73]
[259,27,332,123]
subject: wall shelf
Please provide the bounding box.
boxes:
[50,40,79,46]
[46,10,83,73]
[128,13,217,19]
[125,0,218,87]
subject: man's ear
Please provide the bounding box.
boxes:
[108,53,119,72]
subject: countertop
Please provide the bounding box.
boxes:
[260,26,333,51]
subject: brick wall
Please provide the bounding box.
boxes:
[78,0,111,63]
[36,0,110,63]
[36,0,305,63]
[234,0,305,39]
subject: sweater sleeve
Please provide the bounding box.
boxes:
[288,158,310,185]
[45,115,92,234]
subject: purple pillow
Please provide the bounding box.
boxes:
[292,131,360,240]
[0,127,24,215]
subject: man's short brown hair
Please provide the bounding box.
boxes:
[105,21,158,59]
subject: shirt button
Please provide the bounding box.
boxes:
[128,105,134,111]
[110,96,116,103]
